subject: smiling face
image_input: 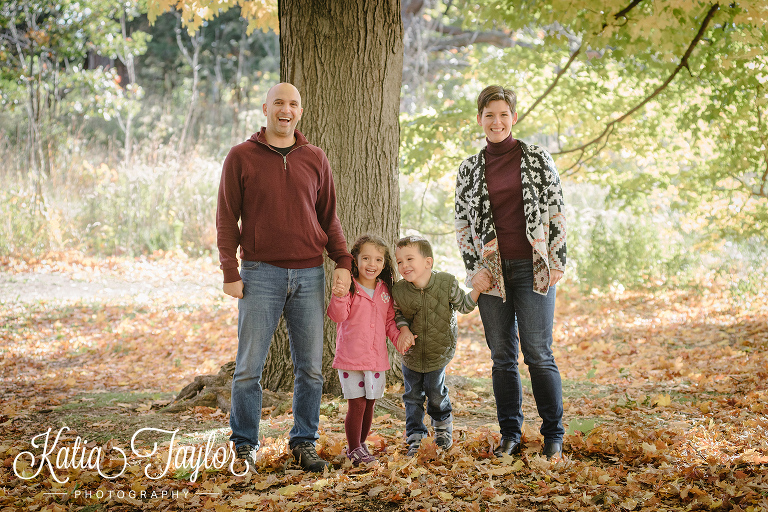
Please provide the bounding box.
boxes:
[395,244,433,289]
[262,83,303,146]
[355,242,386,289]
[478,99,518,143]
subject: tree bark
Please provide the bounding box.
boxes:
[259,0,404,395]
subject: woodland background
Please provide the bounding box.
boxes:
[1,0,768,511]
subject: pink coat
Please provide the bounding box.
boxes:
[327,279,401,371]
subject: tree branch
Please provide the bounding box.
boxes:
[560,126,615,177]
[518,44,581,125]
[402,0,425,18]
[518,0,646,125]
[614,0,645,20]
[553,2,720,158]
[427,23,532,51]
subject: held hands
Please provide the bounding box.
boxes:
[223,280,244,299]
[332,267,352,297]
[397,326,416,354]
[471,268,494,294]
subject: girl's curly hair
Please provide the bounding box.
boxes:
[349,234,396,295]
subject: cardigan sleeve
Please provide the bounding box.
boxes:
[455,157,484,286]
[542,150,567,272]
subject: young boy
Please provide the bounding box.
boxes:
[392,235,485,455]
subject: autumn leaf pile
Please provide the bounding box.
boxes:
[1,251,767,511]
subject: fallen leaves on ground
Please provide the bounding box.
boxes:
[1,251,767,511]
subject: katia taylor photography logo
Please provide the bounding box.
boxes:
[13,426,247,484]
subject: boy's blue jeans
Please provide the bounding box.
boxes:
[229,261,325,451]
[477,258,564,444]
[402,365,453,439]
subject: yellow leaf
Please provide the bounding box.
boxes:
[438,491,453,501]
[312,479,329,490]
[279,485,302,496]
[621,498,638,510]
[230,494,260,507]
[652,394,672,407]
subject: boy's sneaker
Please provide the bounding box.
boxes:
[435,422,453,450]
[291,442,329,472]
[406,433,423,456]
[346,446,377,466]
[236,444,258,473]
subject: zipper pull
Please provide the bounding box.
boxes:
[283,155,287,170]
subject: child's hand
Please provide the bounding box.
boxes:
[472,268,493,293]
[397,327,416,354]
[331,281,348,297]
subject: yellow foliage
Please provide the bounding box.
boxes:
[147,0,278,35]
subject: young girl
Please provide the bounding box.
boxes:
[327,234,412,465]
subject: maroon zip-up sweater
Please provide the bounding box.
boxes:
[216,128,352,283]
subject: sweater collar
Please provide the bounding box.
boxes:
[353,277,381,299]
[251,127,309,148]
[485,133,518,156]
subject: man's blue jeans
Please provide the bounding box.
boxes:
[477,259,564,444]
[229,261,325,450]
[402,365,453,438]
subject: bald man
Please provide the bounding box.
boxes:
[216,83,352,472]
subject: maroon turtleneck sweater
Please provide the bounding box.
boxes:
[484,135,533,260]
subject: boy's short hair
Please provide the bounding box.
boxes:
[396,235,433,259]
[477,85,517,116]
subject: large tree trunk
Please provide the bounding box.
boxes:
[172,1,403,411]
[260,0,404,396]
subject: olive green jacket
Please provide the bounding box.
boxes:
[392,272,476,373]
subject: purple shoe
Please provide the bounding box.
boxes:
[347,446,377,466]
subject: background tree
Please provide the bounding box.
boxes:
[0,0,148,179]
[265,0,403,392]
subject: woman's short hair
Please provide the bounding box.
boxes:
[477,85,517,116]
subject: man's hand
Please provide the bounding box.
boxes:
[471,268,493,293]
[223,280,244,299]
[549,269,564,287]
[332,268,352,296]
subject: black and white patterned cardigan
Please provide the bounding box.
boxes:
[454,140,567,299]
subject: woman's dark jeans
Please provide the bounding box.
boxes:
[478,259,564,444]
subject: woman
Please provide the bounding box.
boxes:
[454,85,567,460]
